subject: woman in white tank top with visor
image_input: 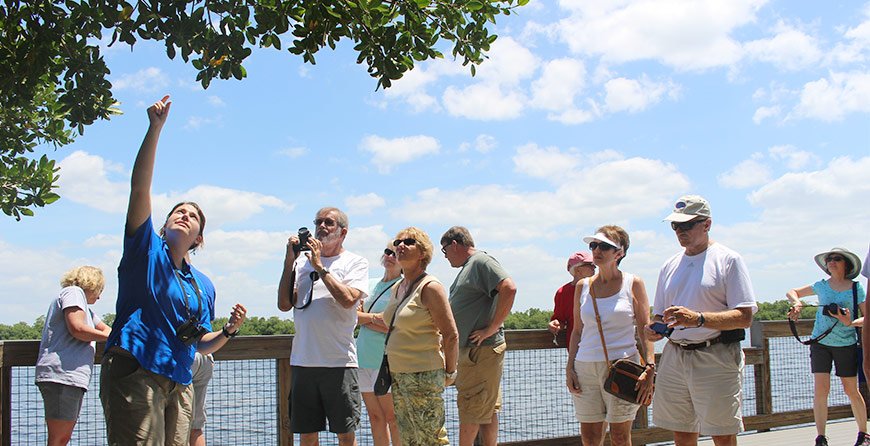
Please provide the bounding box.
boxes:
[566,225,655,446]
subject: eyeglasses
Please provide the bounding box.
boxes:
[314,218,337,227]
[393,238,417,247]
[588,241,616,251]
[826,255,845,263]
[441,240,454,254]
[670,218,707,232]
[383,248,396,257]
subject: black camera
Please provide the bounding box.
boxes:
[650,322,674,337]
[822,303,847,317]
[177,316,207,346]
[293,227,311,255]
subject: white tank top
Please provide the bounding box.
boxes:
[574,273,638,363]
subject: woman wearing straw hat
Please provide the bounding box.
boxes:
[787,247,868,446]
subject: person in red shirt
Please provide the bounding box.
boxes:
[549,251,595,349]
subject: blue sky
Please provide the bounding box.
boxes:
[1,0,868,324]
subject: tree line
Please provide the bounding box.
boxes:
[0,301,817,341]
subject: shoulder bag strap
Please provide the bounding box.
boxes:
[383,273,428,347]
[588,277,612,366]
[365,280,398,313]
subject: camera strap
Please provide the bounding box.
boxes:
[789,307,838,345]
[853,281,861,347]
[173,268,204,321]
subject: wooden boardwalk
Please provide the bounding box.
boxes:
[694,419,860,445]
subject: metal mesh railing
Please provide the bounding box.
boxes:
[4,327,856,445]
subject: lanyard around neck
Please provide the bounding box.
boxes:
[173,268,203,320]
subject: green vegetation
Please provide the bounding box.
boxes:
[0,300,819,340]
[0,0,526,219]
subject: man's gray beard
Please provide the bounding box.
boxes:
[317,229,342,244]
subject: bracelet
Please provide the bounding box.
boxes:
[697,312,705,327]
[221,325,239,338]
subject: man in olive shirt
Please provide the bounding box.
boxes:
[440,226,517,446]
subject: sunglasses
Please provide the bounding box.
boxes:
[383,248,396,257]
[314,218,337,227]
[826,255,845,263]
[588,241,616,251]
[670,218,707,232]
[393,238,417,247]
[578,263,595,269]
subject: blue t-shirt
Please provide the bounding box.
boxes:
[356,277,400,369]
[811,279,866,347]
[106,217,215,384]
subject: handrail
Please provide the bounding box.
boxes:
[0,320,853,446]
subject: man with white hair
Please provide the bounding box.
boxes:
[646,195,757,446]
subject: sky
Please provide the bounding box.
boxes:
[1,0,869,325]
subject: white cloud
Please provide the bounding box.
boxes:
[442,83,526,120]
[185,116,218,130]
[360,135,440,173]
[752,105,781,124]
[57,151,290,226]
[112,67,170,92]
[744,21,822,70]
[459,134,498,153]
[512,143,582,180]
[718,156,771,189]
[58,151,129,213]
[83,234,122,248]
[279,147,309,158]
[718,145,821,189]
[793,71,870,121]
[829,9,870,65]
[207,95,226,107]
[345,193,386,216]
[475,37,540,85]
[602,76,679,113]
[395,152,689,241]
[530,58,587,111]
[768,145,819,170]
[555,0,766,70]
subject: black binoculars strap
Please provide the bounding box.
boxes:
[173,268,204,320]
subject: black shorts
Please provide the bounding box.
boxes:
[289,366,360,434]
[810,343,859,377]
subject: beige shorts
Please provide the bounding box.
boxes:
[571,357,642,424]
[455,343,506,424]
[652,341,744,436]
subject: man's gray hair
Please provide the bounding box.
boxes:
[317,207,349,229]
[441,226,475,247]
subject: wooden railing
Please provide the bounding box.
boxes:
[0,320,856,445]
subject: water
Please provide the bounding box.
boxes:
[10,339,853,445]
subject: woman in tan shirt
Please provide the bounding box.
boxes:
[382,227,459,445]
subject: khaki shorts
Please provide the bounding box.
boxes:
[99,353,194,446]
[652,341,744,436]
[455,343,506,424]
[571,357,642,424]
[191,352,214,430]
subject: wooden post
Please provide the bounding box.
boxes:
[0,342,9,446]
[751,321,773,432]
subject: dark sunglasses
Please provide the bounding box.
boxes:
[393,238,417,247]
[588,241,616,251]
[670,218,707,232]
[384,248,396,257]
[826,255,845,263]
[314,218,337,227]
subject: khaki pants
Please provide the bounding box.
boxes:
[100,353,194,446]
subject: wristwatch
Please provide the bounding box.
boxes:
[697,312,705,327]
[446,370,458,381]
[222,325,239,338]
[318,267,330,277]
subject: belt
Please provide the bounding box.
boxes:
[670,335,727,351]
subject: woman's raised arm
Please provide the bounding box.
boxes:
[126,95,171,236]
